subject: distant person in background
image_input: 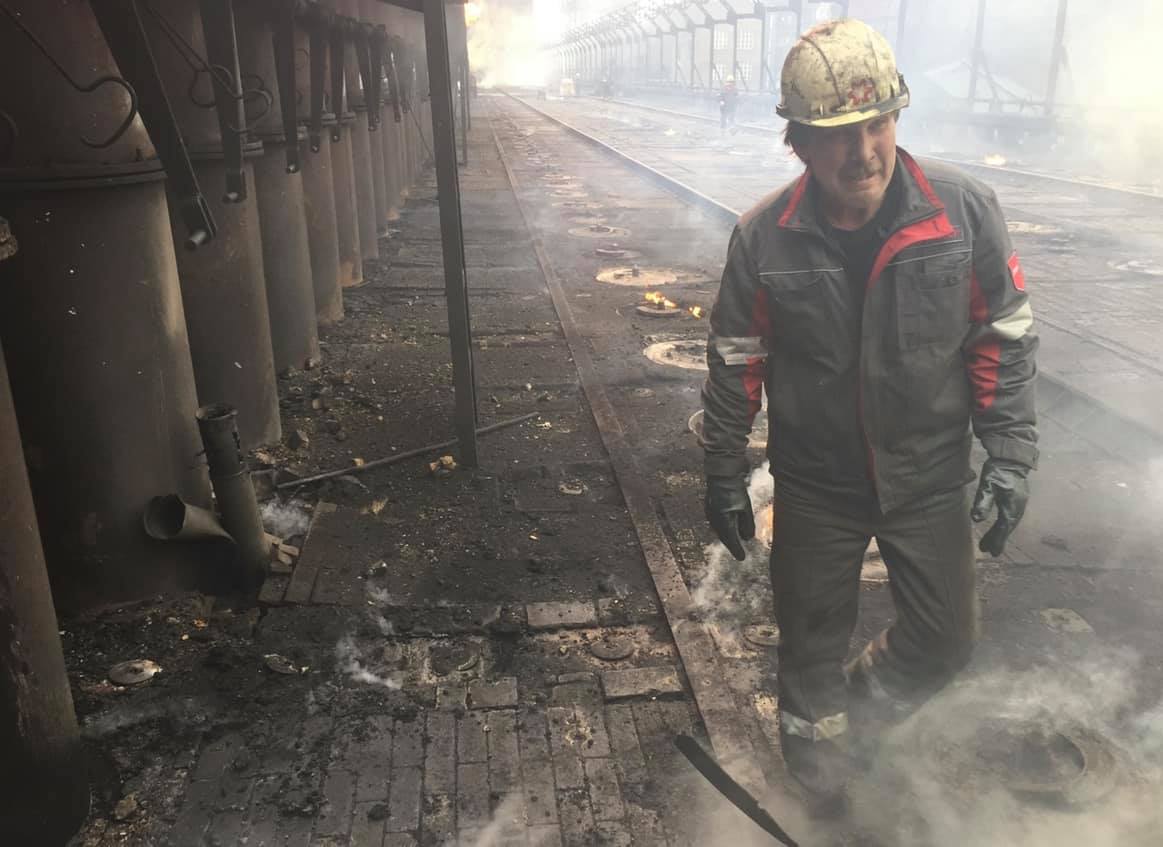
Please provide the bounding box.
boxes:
[719,76,738,132]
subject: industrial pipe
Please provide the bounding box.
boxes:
[196,404,270,595]
[327,1,364,286]
[337,0,379,261]
[387,33,411,208]
[357,3,389,236]
[143,494,235,544]
[0,0,214,610]
[382,33,404,221]
[296,0,344,325]
[372,16,401,225]
[144,0,282,449]
[236,0,321,372]
[0,245,89,847]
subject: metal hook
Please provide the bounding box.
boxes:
[187,67,218,108]
[0,2,140,150]
[233,72,274,133]
[78,75,141,149]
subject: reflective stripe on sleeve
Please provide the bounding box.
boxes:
[713,335,768,366]
[989,300,1034,341]
[780,710,849,742]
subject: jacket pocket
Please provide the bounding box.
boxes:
[894,251,972,350]
[762,269,854,366]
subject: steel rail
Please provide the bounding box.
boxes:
[580,95,1163,205]
[503,92,743,225]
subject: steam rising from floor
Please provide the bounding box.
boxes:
[691,461,774,625]
[844,650,1163,846]
[260,497,312,539]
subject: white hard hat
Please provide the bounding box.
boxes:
[776,18,909,127]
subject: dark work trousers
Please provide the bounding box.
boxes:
[770,476,979,744]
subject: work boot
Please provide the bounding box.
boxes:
[780,732,853,818]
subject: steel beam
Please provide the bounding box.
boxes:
[422,0,478,465]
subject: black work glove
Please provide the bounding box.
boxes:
[971,458,1031,556]
[705,475,755,561]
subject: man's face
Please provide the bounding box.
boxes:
[795,113,898,221]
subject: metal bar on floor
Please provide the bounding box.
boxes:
[423,0,478,464]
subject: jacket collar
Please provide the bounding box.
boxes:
[777,148,945,237]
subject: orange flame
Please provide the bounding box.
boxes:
[645,291,678,309]
[644,292,707,319]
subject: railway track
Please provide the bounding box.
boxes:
[561,95,1163,202]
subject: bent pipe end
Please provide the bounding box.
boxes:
[143,494,235,544]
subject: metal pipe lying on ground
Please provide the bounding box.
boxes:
[277,411,541,490]
[197,404,271,594]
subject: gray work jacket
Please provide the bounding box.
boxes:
[702,149,1039,512]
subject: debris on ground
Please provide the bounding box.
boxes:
[428,455,457,477]
[107,660,161,686]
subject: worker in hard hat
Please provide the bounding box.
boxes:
[701,18,1037,808]
[719,74,738,132]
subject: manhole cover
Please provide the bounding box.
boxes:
[743,623,781,648]
[596,266,676,286]
[595,245,642,259]
[1007,221,1062,235]
[632,387,654,398]
[570,224,631,238]
[644,339,707,370]
[930,717,1120,806]
[688,408,768,449]
[109,659,161,686]
[553,201,602,211]
[589,635,635,661]
[430,642,480,676]
[1109,258,1163,276]
[636,302,682,317]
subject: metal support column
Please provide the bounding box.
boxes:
[895,0,909,60]
[422,0,478,465]
[1045,0,1068,115]
[758,5,768,92]
[967,0,987,108]
[730,14,738,84]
